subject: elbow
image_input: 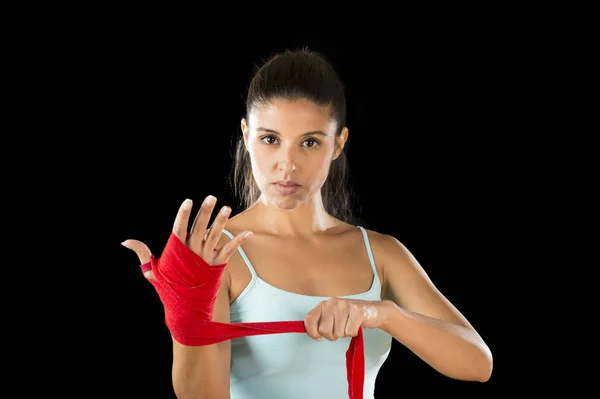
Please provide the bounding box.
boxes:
[475,345,493,382]
[476,366,492,383]
[455,340,493,383]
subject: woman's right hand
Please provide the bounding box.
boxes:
[122,196,253,281]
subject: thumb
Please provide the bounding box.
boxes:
[122,239,155,280]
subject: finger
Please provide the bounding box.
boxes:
[172,199,193,242]
[215,231,253,264]
[333,308,350,339]
[304,305,323,341]
[189,195,217,250]
[121,239,156,280]
[204,205,231,253]
[121,239,152,264]
[345,306,362,337]
[318,305,336,341]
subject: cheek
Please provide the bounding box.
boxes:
[316,148,335,171]
[248,146,271,180]
[304,153,335,188]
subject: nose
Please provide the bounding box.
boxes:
[277,149,297,174]
[278,159,296,174]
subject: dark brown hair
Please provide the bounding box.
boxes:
[229,48,356,223]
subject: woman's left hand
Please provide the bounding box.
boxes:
[304,297,391,341]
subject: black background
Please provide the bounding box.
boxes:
[109,35,509,397]
[37,12,564,397]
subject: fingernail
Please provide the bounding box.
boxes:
[205,195,216,205]
[244,232,253,239]
[183,199,192,210]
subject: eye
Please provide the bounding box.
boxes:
[261,135,278,145]
[302,138,320,148]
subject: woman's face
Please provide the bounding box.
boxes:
[242,98,348,210]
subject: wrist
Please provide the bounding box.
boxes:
[376,300,403,330]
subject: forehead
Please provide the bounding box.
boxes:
[248,99,336,134]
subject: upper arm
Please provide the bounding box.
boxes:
[377,233,476,330]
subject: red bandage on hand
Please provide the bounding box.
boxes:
[144,232,365,399]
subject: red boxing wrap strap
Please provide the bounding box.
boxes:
[144,233,365,399]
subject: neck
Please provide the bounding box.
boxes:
[250,193,338,237]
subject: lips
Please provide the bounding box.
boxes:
[272,181,302,195]
[273,180,301,187]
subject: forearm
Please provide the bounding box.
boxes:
[378,300,492,382]
[172,341,229,399]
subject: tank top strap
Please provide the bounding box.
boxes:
[223,227,376,281]
[356,226,378,278]
[222,229,258,278]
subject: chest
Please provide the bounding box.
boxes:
[228,233,380,300]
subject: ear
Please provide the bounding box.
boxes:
[332,127,349,160]
[241,118,249,147]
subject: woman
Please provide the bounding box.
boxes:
[122,48,493,398]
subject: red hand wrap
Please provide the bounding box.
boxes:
[144,232,365,399]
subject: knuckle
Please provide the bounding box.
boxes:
[200,205,212,215]
[221,244,231,254]
[214,249,227,260]
[303,325,317,338]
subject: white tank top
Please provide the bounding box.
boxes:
[223,226,393,399]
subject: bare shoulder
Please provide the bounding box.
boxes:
[357,228,419,290]
[359,228,413,264]
[367,229,415,260]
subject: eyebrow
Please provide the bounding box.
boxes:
[256,127,328,137]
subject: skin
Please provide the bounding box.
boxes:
[123,98,493,398]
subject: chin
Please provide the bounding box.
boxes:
[258,182,320,210]
[268,196,304,210]
[263,190,306,210]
